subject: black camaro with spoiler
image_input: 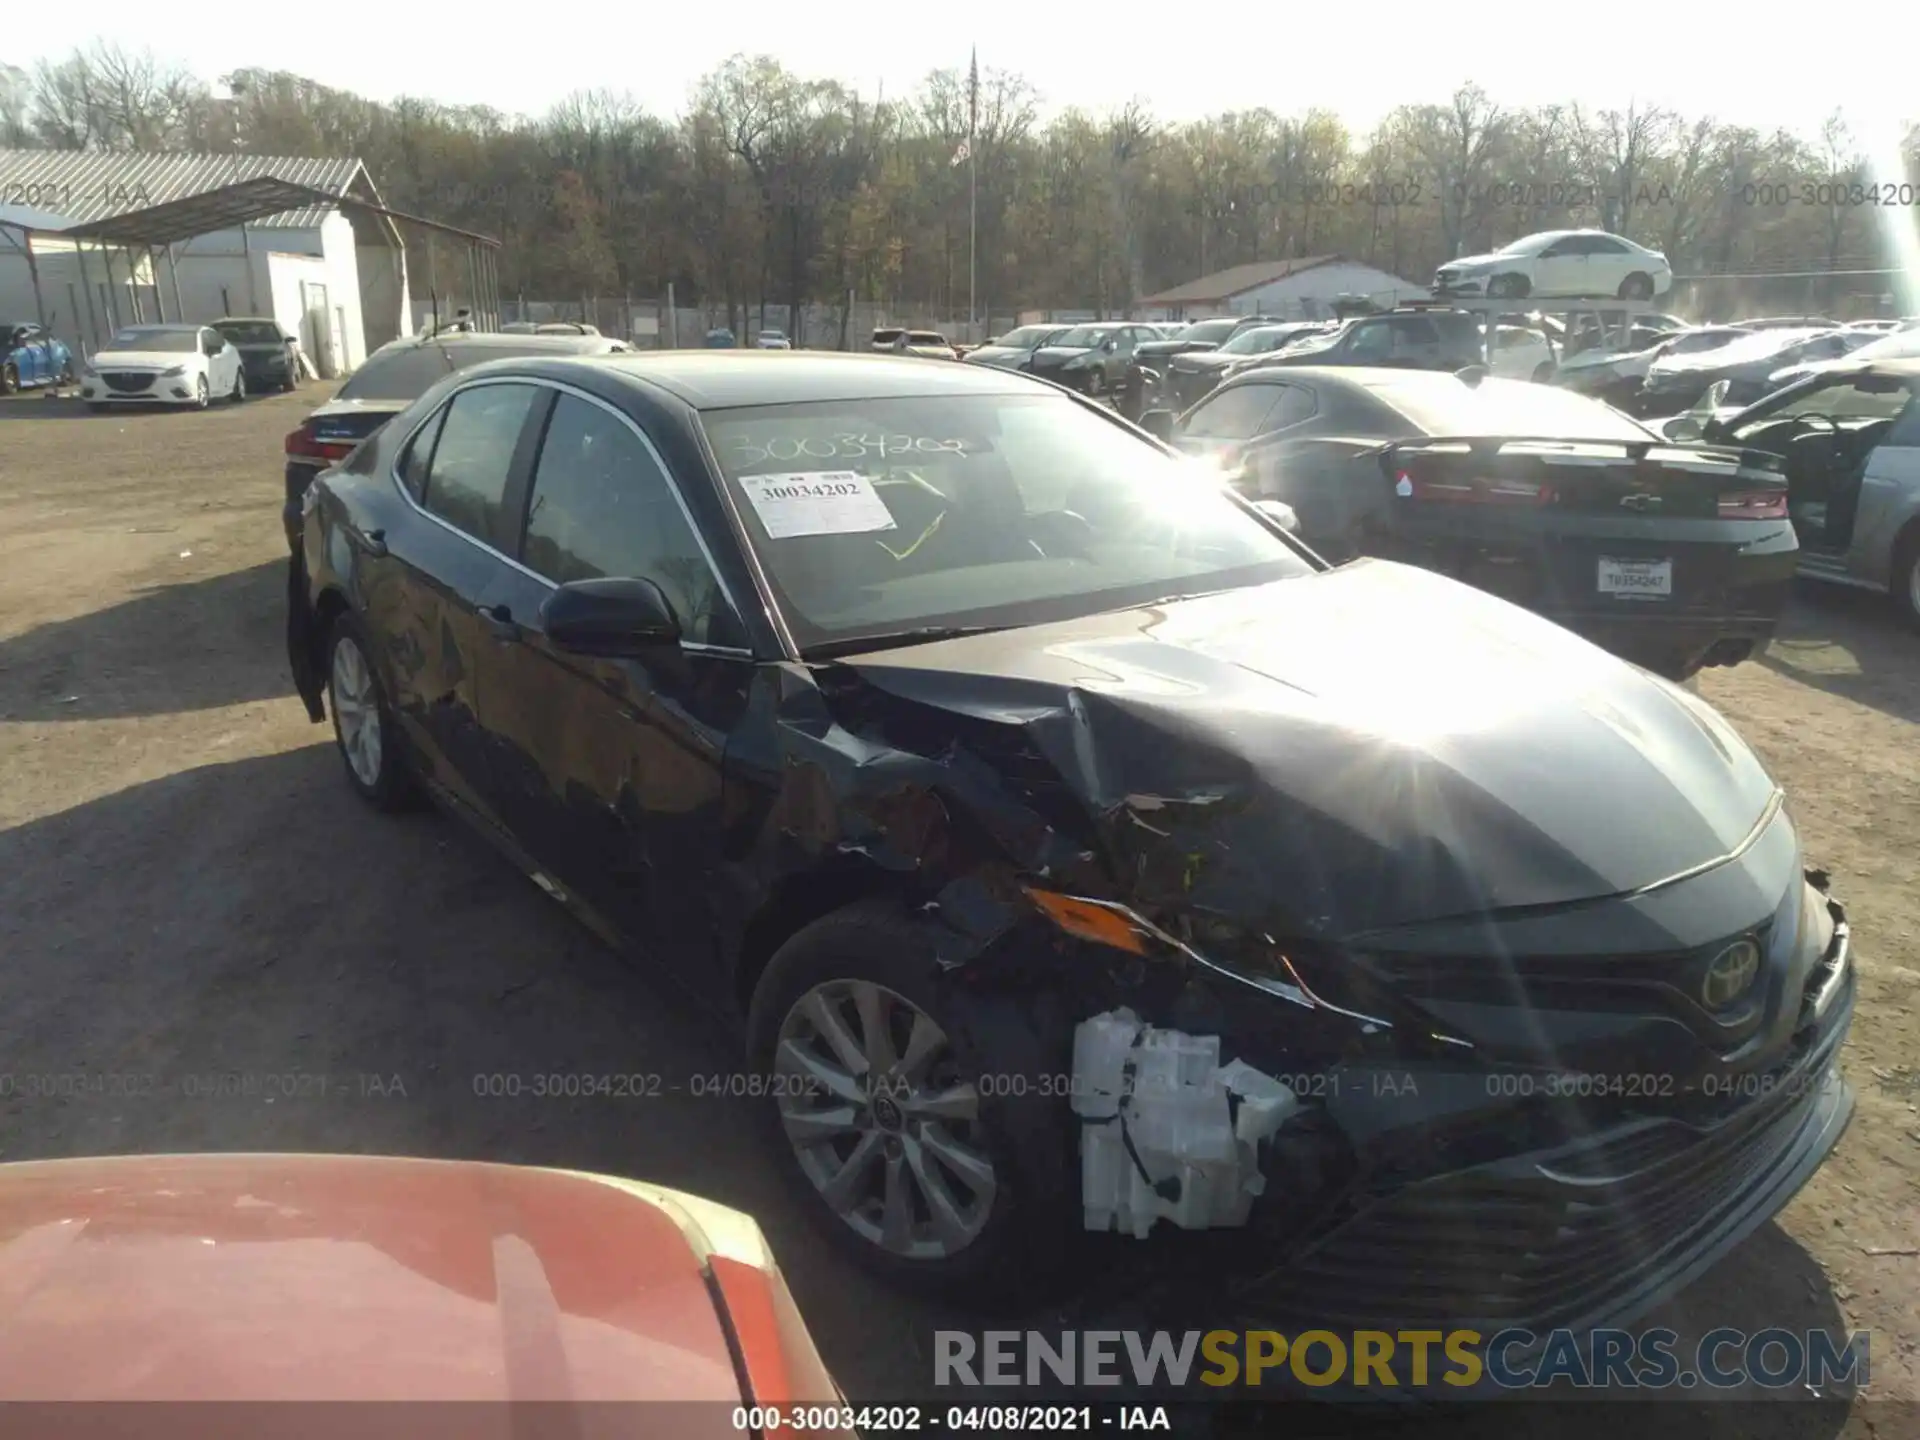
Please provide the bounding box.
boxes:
[1144,366,1795,679]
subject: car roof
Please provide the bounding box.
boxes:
[212,316,278,325]
[456,350,1052,409]
[374,331,622,356]
[116,323,200,333]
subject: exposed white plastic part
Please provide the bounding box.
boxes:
[1070,1008,1299,1238]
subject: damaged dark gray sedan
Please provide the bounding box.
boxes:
[287,351,1855,1333]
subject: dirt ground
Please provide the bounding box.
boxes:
[0,388,1914,1435]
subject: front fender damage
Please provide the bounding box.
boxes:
[729,662,1363,1239]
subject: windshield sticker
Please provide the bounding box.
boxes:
[738,470,899,539]
[727,434,972,466]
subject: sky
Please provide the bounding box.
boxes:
[15,3,1919,146]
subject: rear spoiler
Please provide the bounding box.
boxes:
[1374,434,1785,477]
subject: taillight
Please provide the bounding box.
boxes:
[1718,488,1788,519]
[1395,470,1555,505]
[284,424,356,462]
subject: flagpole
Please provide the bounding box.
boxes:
[968,47,978,339]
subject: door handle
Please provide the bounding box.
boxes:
[478,603,520,640]
[344,523,387,557]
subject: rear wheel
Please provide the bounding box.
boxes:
[747,900,1079,1303]
[230,368,246,403]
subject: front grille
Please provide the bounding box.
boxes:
[1243,1017,1845,1331]
[101,372,155,393]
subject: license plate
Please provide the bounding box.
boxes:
[1598,557,1672,597]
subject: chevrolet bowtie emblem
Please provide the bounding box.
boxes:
[1619,492,1662,510]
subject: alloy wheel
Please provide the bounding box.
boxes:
[1908,551,1920,624]
[232,369,246,402]
[194,375,209,409]
[774,979,997,1260]
[329,635,384,787]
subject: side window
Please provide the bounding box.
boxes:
[1882,393,1920,447]
[397,408,448,502]
[1586,237,1630,254]
[419,382,541,551]
[1390,318,1440,356]
[1258,385,1317,434]
[1184,383,1284,439]
[1346,322,1391,361]
[522,393,745,648]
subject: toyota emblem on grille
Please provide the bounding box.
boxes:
[1619,493,1662,511]
[1701,938,1762,1009]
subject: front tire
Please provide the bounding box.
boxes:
[0,363,16,395]
[1531,361,1556,383]
[193,375,210,410]
[1488,273,1531,300]
[1618,272,1656,301]
[746,900,1079,1304]
[325,613,414,811]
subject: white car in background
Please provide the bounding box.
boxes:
[755,330,792,349]
[1434,230,1673,302]
[80,324,246,411]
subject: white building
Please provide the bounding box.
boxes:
[1137,256,1426,322]
[0,151,411,376]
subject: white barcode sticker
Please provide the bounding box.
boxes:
[738,470,899,538]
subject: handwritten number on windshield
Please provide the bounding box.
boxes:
[727,434,969,465]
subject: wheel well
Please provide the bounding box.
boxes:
[732,862,917,1015]
[312,586,349,665]
[1893,516,1920,570]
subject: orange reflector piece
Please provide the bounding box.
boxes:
[1024,888,1148,954]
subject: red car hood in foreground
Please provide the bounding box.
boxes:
[0,1153,840,1411]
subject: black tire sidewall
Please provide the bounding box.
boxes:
[0,364,15,395]
[324,612,412,810]
[1620,273,1654,300]
[745,900,1081,1303]
[1894,536,1920,633]
[194,376,209,409]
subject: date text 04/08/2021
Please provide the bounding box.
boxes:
[730,1405,1173,1431]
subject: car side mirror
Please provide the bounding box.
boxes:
[1702,379,1732,409]
[1665,416,1705,442]
[1139,409,1176,441]
[1253,499,1300,533]
[542,576,681,655]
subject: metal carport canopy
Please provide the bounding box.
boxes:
[54,175,501,248]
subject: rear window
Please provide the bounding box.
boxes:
[1365,375,1654,440]
[335,345,455,400]
[872,329,904,344]
[215,321,284,344]
[1182,319,1241,344]
[908,332,949,345]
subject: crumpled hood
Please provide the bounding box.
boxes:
[833,561,1777,938]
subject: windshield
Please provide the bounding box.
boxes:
[1218,327,1297,355]
[215,321,284,345]
[700,393,1310,650]
[1497,234,1550,255]
[109,328,197,353]
[1734,377,1917,436]
[1051,326,1109,348]
[1181,319,1241,345]
[997,326,1058,349]
[334,344,455,400]
[1367,375,1654,441]
[1668,330,1821,366]
[907,332,948,345]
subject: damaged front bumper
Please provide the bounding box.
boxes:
[1052,883,1856,1338]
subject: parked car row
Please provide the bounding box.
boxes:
[282,345,1857,1342]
